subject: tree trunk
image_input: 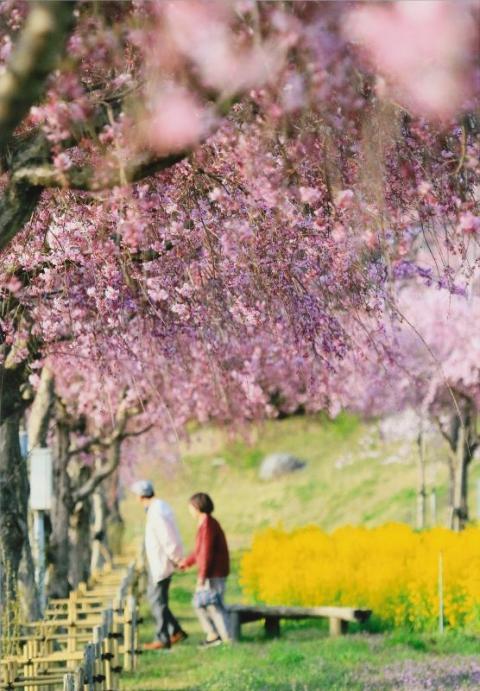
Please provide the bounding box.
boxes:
[0,362,29,632]
[441,400,478,532]
[18,367,55,619]
[68,494,92,588]
[0,413,25,607]
[67,458,92,588]
[47,421,72,598]
[105,467,125,556]
[17,519,40,621]
[451,424,470,531]
[90,488,112,573]
[416,423,427,530]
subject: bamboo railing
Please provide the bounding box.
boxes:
[0,556,142,691]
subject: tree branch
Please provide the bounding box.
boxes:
[27,365,54,449]
[70,400,150,501]
[0,181,42,252]
[0,1,76,155]
[12,150,188,191]
[72,441,121,503]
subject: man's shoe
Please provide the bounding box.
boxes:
[171,630,188,645]
[198,637,222,649]
[143,640,171,650]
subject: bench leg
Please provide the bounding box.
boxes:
[229,612,241,642]
[329,618,349,636]
[265,616,280,638]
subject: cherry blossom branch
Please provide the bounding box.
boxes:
[0,1,76,155]
[12,150,188,191]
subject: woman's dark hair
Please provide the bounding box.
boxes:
[190,492,214,514]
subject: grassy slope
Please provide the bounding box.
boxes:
[121,414,480,689]
[123,412,466,553]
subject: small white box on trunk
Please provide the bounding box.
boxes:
[30,447,53,511]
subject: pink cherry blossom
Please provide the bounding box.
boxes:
[144,87,213,155]
[344,1,477,119]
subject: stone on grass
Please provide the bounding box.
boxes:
[259,453,306,480]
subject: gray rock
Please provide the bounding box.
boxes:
[259,453,306,480]
[211,457,227,468]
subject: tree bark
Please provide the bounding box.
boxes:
[28,367,54,449]
[90,487,112,573]
[105,467,125,556]
[450,420,471,531]
[437,397,478,532]
[0,358,31,631]
[46,419,72,598]
[17,525,40,621]
[17,367,55,618]
[0,413,25,604]
[0,182,42,251]
[68,491,92,588]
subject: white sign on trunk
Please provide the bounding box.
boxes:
[30,447,53,511]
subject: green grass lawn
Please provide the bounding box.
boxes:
[123,569,480,690]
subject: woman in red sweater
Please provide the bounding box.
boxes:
[180,492,231,646]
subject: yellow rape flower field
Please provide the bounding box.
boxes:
[241,523,480,632]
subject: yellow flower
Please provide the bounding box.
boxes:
[240,524,480,631]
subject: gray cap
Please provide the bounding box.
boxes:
[131,479,154,498]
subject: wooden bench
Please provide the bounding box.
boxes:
[227,605,372,640]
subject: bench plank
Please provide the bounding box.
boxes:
[228,605,371,623]
[227,604,372,641]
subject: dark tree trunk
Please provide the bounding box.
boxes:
[67,456,93,589]
[0,412,25,604]
[68,466,92,588]
[0,361,31,634]
[451,428,473,532]
[46,421,72,598]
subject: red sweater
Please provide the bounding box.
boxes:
[184,515,230,580]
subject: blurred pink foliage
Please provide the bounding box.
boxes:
[144,86,213,155]
[344,1,478,119]
[0,0,479,461]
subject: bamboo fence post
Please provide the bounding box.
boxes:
[123,598,133,673]
[63,672,75,690]
[84,642,96,691]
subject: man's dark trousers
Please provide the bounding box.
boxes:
[147,576,182,644]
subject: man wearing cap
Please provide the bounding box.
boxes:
[131,479,187,650]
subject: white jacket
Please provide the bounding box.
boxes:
[144,498,183,582]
